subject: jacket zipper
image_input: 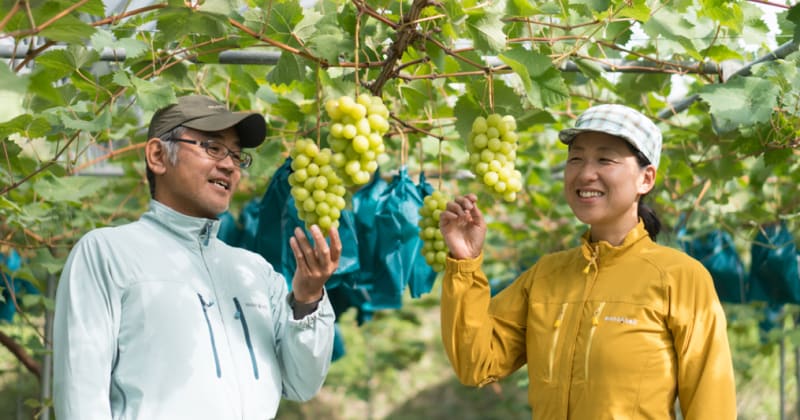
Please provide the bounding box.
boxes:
[198,293,222,378]
[584,302,606,381]
[547,303,569,381]
[233,297,260,379]
[201,222,212,246]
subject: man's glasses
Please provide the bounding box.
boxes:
[168,138,253,169]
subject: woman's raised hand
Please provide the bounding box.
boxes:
[439,194,486,260]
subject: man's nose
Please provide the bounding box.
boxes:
[217,153,238,171]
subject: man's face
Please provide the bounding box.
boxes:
[156,127,242,219]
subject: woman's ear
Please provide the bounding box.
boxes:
[638,165,656,195]
[145,138,168,176]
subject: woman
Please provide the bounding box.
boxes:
[439,104,736,419]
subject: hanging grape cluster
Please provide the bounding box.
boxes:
[324,94,390,186]
[289,139,348,233]
[467,114,524,202]
[418,190,450,273]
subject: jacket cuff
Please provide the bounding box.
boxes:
[288,289,325,319]
[445,251,484,273]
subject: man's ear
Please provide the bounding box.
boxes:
[638,165,656,195]
[145,138,168,176]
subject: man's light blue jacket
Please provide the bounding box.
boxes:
[54,200,335,420]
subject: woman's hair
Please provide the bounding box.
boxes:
[625,142,661,241]
[146,126,183,198]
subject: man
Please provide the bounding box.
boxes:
[53,95,341,420]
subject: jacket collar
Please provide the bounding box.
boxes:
[580,221,650,273]
[142,200,221,247]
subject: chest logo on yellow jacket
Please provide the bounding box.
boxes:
[604,315,637,325]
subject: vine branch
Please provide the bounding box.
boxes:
[0,329,41,380]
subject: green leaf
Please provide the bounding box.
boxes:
[0,115,51,139]
[498,48,534,97]
[699,0,743,31]
[540,2,565,15]
[75,0,106,17]
[112,72,132,88]
[252,136,284,171]
[517,109,557,128]
[116,38,149,60]
[572,0,610,14]
[466,14,507,53]
[91,29,149,60]
[198,0,238,16]
[489,81,525,117]
[271,97,305,125]
[60,107,112,132]
[129,77,177,112]
[400,81,434,114]
[788,4,800,44]
[30,248,65,278]
[265,0,305,43]
[453,95,483,142]
[40,15,96,43]
[156,6,227,41]
[616,73,670,104]
[701,45,743,62]
[0,196,22,213]
[32,175,106,205]
[506,0,542,15]
[267,52,306,86]
[294,9,324,41]
[35,49,76,81]
[499,48,568,108]
[641,11,703,58]
[572,58,604,81]
[0,63,29,95]
[306,23,350,64]
[699,76,780,133]
[606,21,633,45]
[764,148,793,167]
[617,0,651,22]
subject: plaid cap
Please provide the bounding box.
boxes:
[559,104,662,169]
[147,95,267,148]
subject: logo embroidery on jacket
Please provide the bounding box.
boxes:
[604,315,637,325]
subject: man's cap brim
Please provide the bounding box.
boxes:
[181,112,267,148]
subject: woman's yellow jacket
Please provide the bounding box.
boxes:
[441,223,736,419]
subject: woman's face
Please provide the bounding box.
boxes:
[564,132,655,238]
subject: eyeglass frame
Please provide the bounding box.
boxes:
[165,137,253,169]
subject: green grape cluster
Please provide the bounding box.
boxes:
[324,94,390,186]
[418,190,450,273]
[289,139,348,233]
[467,114,524,202]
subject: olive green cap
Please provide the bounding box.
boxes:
[147,95,267,148]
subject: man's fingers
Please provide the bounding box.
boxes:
[289,236,306,264]
[328,226,343,264]
[291,227,317,270]
[309,225,329,257]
